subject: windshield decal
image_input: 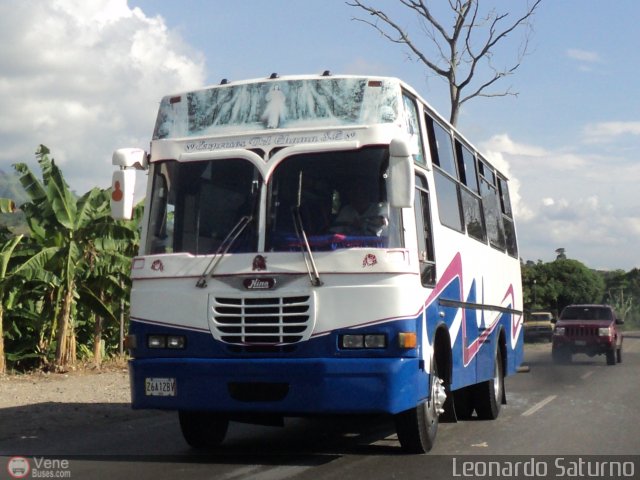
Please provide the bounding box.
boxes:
[153,78,398,140]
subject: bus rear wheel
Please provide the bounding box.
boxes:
[178,411,229,449]
[394,362,446,453]
[473,349,504,420]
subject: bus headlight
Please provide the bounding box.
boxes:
[341,334,364,349]
[148,335,166,349]
[340,334,386,349]
[167,335,186,349]
[147,334,187,349]
[364,334,387,348]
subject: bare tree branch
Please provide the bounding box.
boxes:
[348,0,543,125]
[347,0,450,77]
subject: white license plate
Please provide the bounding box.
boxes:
[145,377,176,396]
[574,340,587,346]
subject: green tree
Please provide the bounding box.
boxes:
[522,258,605,314]
[602,269,640,328]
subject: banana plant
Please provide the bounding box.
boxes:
[0,233,23,374]
[9,145,136,369]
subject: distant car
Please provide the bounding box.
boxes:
[552,304,623,365]
[524,311,555,342]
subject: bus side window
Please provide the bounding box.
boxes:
[414,175,436,287]
[478,160,506,251]
[498,175,518,257]
[455,139,486,242]
[425,114,457,179]
[402,91,426,165]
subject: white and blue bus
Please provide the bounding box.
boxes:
[112,73,523,453]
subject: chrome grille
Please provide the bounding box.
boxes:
[210,295,313,345]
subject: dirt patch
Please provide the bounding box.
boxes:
[0,362,147,444]
[0,364,130,409]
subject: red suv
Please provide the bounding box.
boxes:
[552,304,623,365]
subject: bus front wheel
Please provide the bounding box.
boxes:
[178,411,229,449]
[394,363,446,453]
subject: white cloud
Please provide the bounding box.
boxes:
[481,134,547,158]
[566,48,601,63]
[583,121,640,143]
[480,133,640,269]
[0,0,205,193]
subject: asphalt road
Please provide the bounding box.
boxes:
[2,332,639,479]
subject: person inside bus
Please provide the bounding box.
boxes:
[330,180,389,237]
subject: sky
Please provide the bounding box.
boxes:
[1,0,639,270]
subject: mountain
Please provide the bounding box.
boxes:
[0,169,28,205]
[0,169,28,234]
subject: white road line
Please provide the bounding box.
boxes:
[521,395,557,417]
[581,371,594,380]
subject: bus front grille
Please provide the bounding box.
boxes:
[210,295,314,345]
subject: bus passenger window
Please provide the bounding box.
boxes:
[479,161,506,250]
[498,176,518,257]
[456,140,479,193]
[460,188,486,242]
[426,115,457,179]
[433,169,463,232]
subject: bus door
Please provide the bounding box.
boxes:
[414,174,437,359]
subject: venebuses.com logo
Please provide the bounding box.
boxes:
[6,456,72,478]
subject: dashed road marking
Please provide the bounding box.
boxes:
[521,395,557,417]
[580,371,594,380]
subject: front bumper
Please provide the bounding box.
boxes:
[129,356,427,415]
[552,336,614,355]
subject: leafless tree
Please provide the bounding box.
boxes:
[348,0,543,125]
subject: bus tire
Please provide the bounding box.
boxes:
[473,349,503,420]
[178,411,229,449]
[453,386,475,420]
[394,362,444,453]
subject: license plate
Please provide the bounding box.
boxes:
[574,340,587,346]
[145,377,176,396]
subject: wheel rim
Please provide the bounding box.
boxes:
[493,354,502,403]
[429,373,447,421]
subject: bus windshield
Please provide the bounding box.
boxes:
[146,159,260,255]
[266,147,402,252]
[145,147,403,255]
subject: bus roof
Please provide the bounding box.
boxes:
[150,73,509,183]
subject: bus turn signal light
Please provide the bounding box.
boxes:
[399,332,417,349]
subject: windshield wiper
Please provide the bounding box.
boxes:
[291,172,322,287]
[292,208,323,287]
[196,215,253,288]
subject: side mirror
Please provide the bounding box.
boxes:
[110,148,148,220]
[615,317,624,325]
[111,169,136,220]
[112,148,148,169]
[388,138,415,208]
